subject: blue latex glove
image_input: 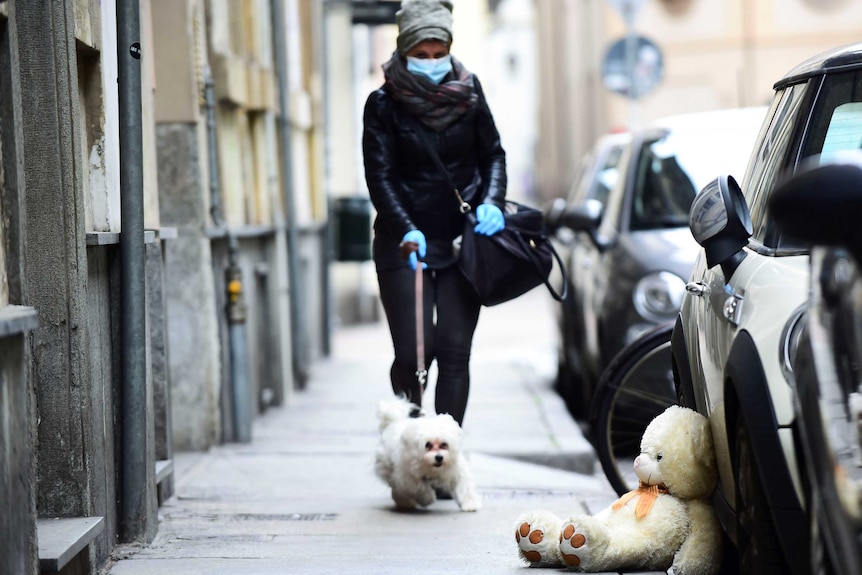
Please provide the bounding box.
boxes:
[401,230,427,270]
[474,203,505,236]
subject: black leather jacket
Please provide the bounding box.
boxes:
[362,76,507,271]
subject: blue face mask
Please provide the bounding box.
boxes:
[406,55,452,85]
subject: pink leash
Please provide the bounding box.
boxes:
[399,240,428,393]
[414,262,427,392]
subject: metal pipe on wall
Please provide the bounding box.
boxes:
[203,68,252,443]
[271,0,308,389]
[116,0,148,542]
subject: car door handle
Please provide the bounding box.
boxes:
[685,281,709,296]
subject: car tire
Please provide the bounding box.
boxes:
[734,416,791,574]
[593,323,676,496]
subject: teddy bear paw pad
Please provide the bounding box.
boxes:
[515,522,548,564]
[559,523,587,567]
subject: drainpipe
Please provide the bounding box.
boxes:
[117,0,148,542]
[204,68,252,443]
[271,0,309,388]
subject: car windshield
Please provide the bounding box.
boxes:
[630,126,755,231]
[630,134,695,230]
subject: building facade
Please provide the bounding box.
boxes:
[534,0,862,202]
[0,0,327,573]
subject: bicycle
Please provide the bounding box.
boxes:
[591,322,677,496]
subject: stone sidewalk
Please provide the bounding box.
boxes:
[104,289,668,574]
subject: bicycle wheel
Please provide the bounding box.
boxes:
[593,323,677,496]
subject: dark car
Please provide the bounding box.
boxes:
[547,109,763,420]
[770,156,862,575]
[674,42,862,573]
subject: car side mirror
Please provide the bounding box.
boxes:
[689,175,752,280]
[770,155,862,266]
[560,199,603,233]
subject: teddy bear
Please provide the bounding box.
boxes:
[514,405,722,575]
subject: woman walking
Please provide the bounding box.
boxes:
[362,0,507,426]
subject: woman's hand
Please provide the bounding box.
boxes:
[400,230,427,270]
[474,204,505,236]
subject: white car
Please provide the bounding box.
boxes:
[672,41,862,573]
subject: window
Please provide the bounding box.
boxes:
[750,70,862,250]
[820,102,862,162]
[744,84,805,248]
[801,69,862,162]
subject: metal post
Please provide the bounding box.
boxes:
[117,0,148,542]
[271,0,308,388]
[622,2,640,129]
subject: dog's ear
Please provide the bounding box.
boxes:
[439,414,462,435]
[400,423,422,449]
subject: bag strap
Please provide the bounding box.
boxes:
[409,117,472,214]
[511,232,569,302]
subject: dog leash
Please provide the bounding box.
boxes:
[399,241,428,393]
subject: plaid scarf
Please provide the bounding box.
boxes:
[382,51,478,132]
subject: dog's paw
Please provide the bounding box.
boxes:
[391,489,419,510]
[513,511,563,566]
[452,483,481,512]
[414,486,436,508]
[457,492,481,512]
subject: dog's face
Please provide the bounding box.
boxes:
[402,414,462,474]
[421,436,455,471]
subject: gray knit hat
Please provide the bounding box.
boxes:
[396,0,454,56]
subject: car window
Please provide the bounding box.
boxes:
[750,70,862,250]
[568,142,625,206]
[820,102,862,162]
[744,85,805,248]
[567,153,594,203]
[593,143,625,206]
[801,70,862,162]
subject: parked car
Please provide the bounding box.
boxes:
[546,108,764,420]
[673,41,862,573]
[770,156,862,575]
[545,131,630,417]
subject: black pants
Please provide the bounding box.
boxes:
[377,265,481,425]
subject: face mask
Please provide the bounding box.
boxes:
[406,55,452,85]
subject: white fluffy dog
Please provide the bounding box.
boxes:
[374,396,481,512]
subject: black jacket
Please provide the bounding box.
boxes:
[362,76,507,271]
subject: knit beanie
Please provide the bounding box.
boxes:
[396,0,454,56]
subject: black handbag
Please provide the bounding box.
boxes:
[456,201,567,305]
[411,120,568,306]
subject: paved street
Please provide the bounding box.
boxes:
[104,288,667,575]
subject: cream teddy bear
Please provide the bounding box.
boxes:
[514,405,722,575]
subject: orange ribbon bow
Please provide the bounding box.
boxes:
[611,482,669,519]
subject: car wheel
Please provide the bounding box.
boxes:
[593,323,676,496]
[734,417,791,574]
